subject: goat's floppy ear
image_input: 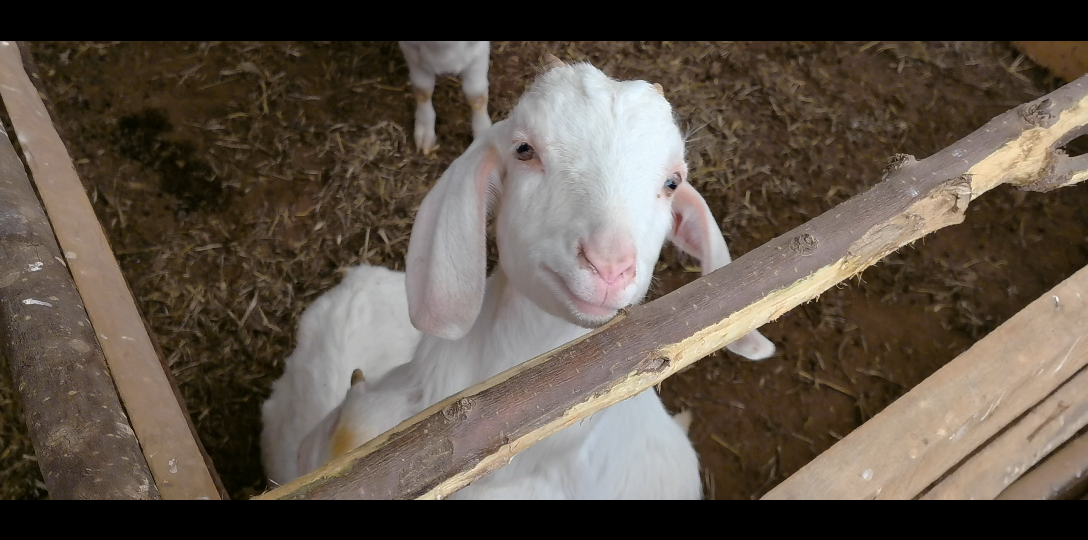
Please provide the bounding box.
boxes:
[669,182,733,271]
[669,182,776,361]
[405,122,506,340]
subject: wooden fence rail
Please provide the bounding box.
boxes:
[765,264,1088,499]
[1,95,158,499]
[0,41,224,499]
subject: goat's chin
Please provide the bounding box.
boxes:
[562,293,624,328]
[567,310,617,329]
[531,268,625,327]
[533,289,619,328]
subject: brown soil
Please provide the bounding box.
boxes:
[2,41,1086,500]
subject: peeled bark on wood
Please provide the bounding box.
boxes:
[0,41,221,500]
[0,114,158,499]
[258,75,1088,501]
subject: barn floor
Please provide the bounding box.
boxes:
[2,41,1086,500]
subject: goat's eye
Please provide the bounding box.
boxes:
[515,143,535,161]
[664,172,682,191]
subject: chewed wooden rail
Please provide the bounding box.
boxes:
[256,74,1088,500]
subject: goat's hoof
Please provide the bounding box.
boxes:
[415,130,438,155]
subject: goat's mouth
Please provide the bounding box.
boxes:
[543,267,621,320]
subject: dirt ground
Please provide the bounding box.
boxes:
[2,41,1086,500]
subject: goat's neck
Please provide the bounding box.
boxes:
[472,269,587,376]
[417,269,588,404]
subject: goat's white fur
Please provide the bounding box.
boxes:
[260,265,421,486]
[288,59,777,498]
[260,264,696,489]
[398,41,491,155]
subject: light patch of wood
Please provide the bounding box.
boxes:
[966,91,1088,193]
[662,264,847,368]
[923,365,1088,499]
[1013,41,1088,83]
[764,264,1088,500]
[997,430,1088,500]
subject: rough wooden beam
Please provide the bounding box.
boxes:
[1012,41,1088,83]
[257,74,1088,501]
[997,429,1088,500]
[764,266,1088,500]
[0,41,221,499]
[1,112,157,499]
[16,40,229,500]
[922,365,1088,500]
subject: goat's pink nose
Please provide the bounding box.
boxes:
[581,241,636,287]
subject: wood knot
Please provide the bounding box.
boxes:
[788,233,818,256]
[441,397,475,423]
[1018,148,1068,193]
[937,174,974,216]
[639,356,671,374]
[1019,98,1055,128]
[881,153,916,180]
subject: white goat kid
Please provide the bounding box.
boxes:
[297,56,776,498]
[260,265,421,487]
[398,41,491,155]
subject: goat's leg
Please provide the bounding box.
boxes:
[460,53,492,139]
[408,69,439,154]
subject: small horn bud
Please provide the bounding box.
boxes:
[542,53,566,72]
